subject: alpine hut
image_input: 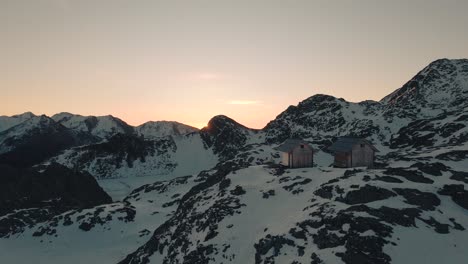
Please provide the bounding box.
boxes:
[328,137,378,168]
[275,139,314,168]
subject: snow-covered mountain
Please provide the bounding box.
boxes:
[382,58,468,117]
[50,132,218,181]
[0,115,96,167]
[200,115,263,161]
[51,112,200,140]
[0,112,36,132]
[52,112,135,140]
[47,115,265,184]
[0,112,201,169]
[0,58,467,264]
[136,121,198,139]
[263,94,396,146]
[264,59,468,151]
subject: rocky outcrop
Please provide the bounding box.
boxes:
[200,115,257,161]
[0,163,111,237]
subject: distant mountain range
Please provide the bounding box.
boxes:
[0,112,199,168]
[0,111,199,141]
[0,58,467,264]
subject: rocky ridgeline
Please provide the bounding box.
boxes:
[1,60,467,178]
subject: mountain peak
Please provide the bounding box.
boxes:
[52,112,74,118]
[381,58,468,112]
[272,94,344,122]
[16,112,36,118]
[1,111,36,120]
[136,120,198,139]
[0,112,37,132]
[301,94,340,103]
[418,58,468,78]
[205,115,249,131]
[200,115,254,160]
[426,58,468,69]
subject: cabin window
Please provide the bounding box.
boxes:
[300,144,304,149]
[360,144,365,148]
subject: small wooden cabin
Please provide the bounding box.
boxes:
[275,139,314,168]
[328,137,378,168]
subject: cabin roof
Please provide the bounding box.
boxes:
[275,138,311,153]
[328,137,379,152]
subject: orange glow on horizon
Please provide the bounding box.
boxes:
[2,1,467,130]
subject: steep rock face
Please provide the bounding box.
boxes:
[387,60,468,152]
[0,115,95,167]
[0,163,112,238]
[52,112,135,140]
[0,163,111,216]
[382,59,468,116]
[263,95,392,148]
[381,59,468,137]
[200,115,259,161]
[136,121,199,139]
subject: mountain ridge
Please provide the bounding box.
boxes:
[3,58,468,136]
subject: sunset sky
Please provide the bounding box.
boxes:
[2,0,468,129]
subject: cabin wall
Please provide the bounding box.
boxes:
[334,151,351,168]
[290,145,313,168]
[351,143,375,167]
[281,152,290,166]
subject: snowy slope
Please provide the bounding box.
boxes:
[0,174,200,264]
[121,147,468,264]
[1,146,466,264]
[50,133,218,186]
